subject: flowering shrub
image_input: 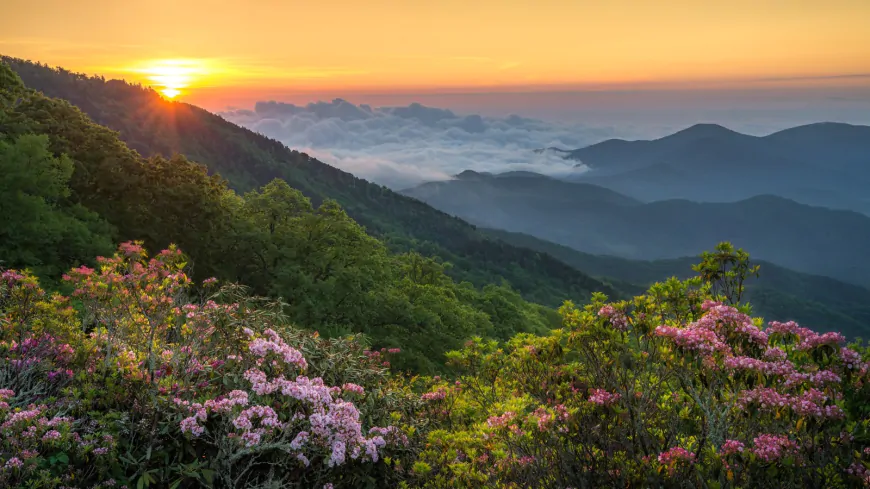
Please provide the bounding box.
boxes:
[3,240,870,488]
[413,246,870,488]
[0,243,427,488]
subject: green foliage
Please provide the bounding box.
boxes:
[413,251,870,488]
[0,133,114,280]
[0,60,558,373]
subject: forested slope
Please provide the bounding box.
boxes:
[2,55,617,306]
[484,228,870,338]
[0,60,562,373]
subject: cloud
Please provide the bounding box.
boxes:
[221,99,620,189]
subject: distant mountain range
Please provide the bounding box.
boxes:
[401,171,870,288]
[559,122,870,214]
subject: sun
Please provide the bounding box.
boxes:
[128,59,210,100]
[161,87,181,99]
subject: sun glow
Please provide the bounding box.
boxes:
[127,59,212,99]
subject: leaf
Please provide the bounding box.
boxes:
[55,452,69,464]
[137,476,145,489]
[201,468,215,485]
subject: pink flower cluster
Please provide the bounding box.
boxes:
[529,407,554,432]
[422,388,447,401]
[723,356,795,376]
[847,463,870,485]
[588,389,621,407]
[766,321,815,339]
[245,328,308,370]
[655,325,731,356]
[841,347,866,370]
[795,332,846,351]
[782,370,842,389]
[657,302,777,356]
[175,330,400,469]
[720,439,745,456]
[487,411,517,429]
[737,387,843,419]
[657,446,696,469]
[0,389,13,410]
[341,383,365,396]
[751,434,799,463]
[598,305,629,331]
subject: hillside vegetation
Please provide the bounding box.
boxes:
[1,55,616,307]
[484,229,870,338]
[0,61,562,373]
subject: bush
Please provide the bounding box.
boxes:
[0,244,427,488]
[414,247,870,488]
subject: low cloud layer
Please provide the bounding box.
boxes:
[220,100,636,189]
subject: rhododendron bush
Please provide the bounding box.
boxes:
[414,245,870,488]
[2,241,870,488]
[1,243,425,488]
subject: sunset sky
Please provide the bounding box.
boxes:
[2,0,869,111]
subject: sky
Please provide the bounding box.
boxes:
[3,0,870,110]
[4,0,870,188]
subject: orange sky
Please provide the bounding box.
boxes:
[2,0,869,105]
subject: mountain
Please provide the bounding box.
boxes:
[402,175,870,288]
[403,172,639,229]
[483,228,870,338]
[2,55,618,306]
[562,122,870,213]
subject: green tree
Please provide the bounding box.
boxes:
[0,134,113,279]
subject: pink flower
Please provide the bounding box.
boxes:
[180,416,204,436]
[41,430,62,441]
[422,388,447,401]
[341,383,365,395]
[589,389,621,407]
[4,457,23,469]
[720,439,745,455]
[751,434,799,463]
[290,431,309,450]
[598,304,629,331]
[487,411,517,429]
[841,348,865,370]
[658,446,696,466]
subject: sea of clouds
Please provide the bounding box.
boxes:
[218,90,870,190]
[219,99,645,189]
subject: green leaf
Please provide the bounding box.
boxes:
[201,469,215,485]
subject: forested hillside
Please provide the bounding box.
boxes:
[403,173,870,288]
[1,55,616,307]
[484,228,870,338]
[0,61,564,373]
